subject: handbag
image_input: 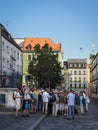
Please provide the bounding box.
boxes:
[86,97,90,103]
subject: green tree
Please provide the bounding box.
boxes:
[28,43,63,89]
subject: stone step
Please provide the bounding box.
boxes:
[0,107,15,112]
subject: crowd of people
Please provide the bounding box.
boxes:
[13,86,90,120]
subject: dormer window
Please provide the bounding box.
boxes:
[25,44,32,50]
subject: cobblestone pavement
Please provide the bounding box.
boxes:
[0,98,98,130]
[36,98,98,130]
[0,113,45,130]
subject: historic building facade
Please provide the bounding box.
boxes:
[22,37,64,87]
[90,52,98,98]
[0,24,22,107]
[87,64,91,96]
[67,58,88,93]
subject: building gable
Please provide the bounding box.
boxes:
[23,37,61,51]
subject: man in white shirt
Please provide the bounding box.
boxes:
[14,88,22,116]
[42,88,49,114]
[67,89,75,120]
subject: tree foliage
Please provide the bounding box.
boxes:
[28,43,63,89]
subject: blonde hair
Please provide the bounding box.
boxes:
[25,89,29,94]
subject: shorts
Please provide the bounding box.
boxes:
[64,104,68,109]
[59,103,64,110]
[15,100,21,110]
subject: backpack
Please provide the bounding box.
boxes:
[86,96,90,103]
[52,94,56,102]
[13,92,15,100]
[82,98,85,105]
[29,93,34,100]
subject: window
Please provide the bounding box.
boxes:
[14,51,16,58]
[83,71,86,75]
[79,71,81,75]
[7,60,10,69]
[17,65,19,72]
[76,64,79,67]
[27,44,32,50]
[72,64,74,67]
[13,63,15,71]
[11,49,13,56]
[6,46,9,54]
[70,84,72,88]
[17,52,19,60]
[70,77,72,82]
[79,77,81,82]
[2,42,5,51]
[83,84,86,88]
[74,84,77,88]
[74,71,77,74]
[10,63,12,70]
[83,77,85,82]
[79,84,81,88]
[74,77,77,82]
[2,58,5,68]
[27,55,32,61]
[70,71,72,74]
[20,54,22,61]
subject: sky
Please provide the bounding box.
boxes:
[0,0,98,62]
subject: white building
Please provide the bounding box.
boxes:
[0,24,22,107]
[67,58,88,93]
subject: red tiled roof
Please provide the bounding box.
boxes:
[23,37,61,51]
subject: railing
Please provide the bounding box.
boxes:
[0,74,22,88]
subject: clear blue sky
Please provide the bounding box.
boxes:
[0,0,98,61]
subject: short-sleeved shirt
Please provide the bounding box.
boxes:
[67,92,75,106]
[42,91,49,102]
[14,91,21,101]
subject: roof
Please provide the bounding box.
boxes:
[19,41,24,48]
[67,58,87,63]
[23,37,61,51]
[0,24,21,51]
